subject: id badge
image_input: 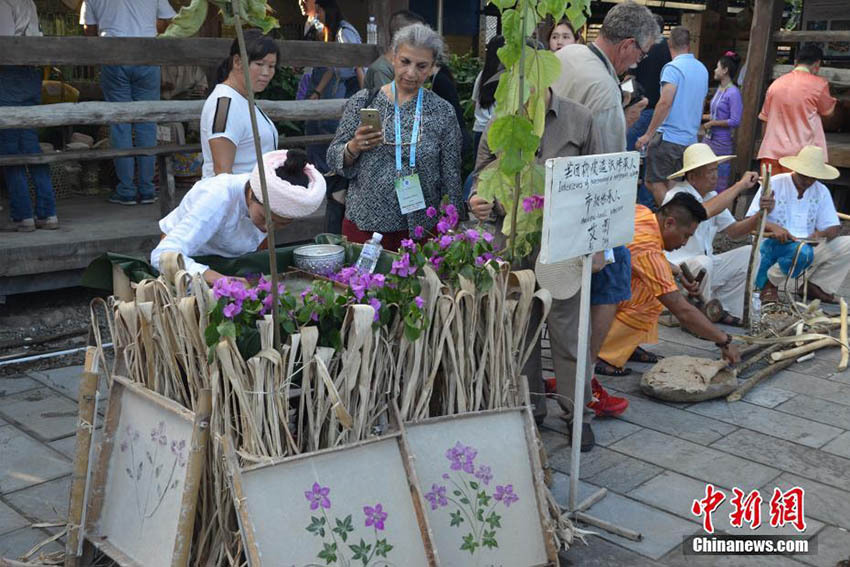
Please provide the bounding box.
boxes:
[394,173,426,214]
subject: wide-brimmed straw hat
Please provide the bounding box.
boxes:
[667,143,735,180]
[778,146,839,180]
[535,256,583,300]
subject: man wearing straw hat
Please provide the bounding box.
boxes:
[656,144,768,328]
[746,145,849,305]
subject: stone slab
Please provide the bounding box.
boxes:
[27,364,107,403]
[776,395,850,430]
[712,429,850,492]
[0,426,70,494]
[4,476,71,525]
[616,393,738,445]
[0,376,41,399]
[795,526,850,567]
[611,429,780,490]
[585,455,663,494]
[686,399,843,448]
[47,436,77,460]
[545,434,634,480]
[770,370,850,406]
[0,526,62,561]
[822,431,850,460]
[741,383,798,409]
[764,473,850,530]
[560,535,666,566]
[661,543,813,566]
[0,388,79,441]
[0,500,28,536]
[541,401,643,448]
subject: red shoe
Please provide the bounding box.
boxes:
[544,376,557,394]
[587,378,629,417]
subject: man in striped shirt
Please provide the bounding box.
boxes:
[598,193,741,374]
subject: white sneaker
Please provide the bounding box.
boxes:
[15,218,35,232]
[35,216,59,230]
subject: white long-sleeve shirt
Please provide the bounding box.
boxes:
[152,173,265,276]
[0,0,42,37]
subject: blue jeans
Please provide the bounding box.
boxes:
[100,65,161,199]
[0,66,56,221]
[626,107,654,151]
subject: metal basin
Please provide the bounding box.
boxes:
[292,244,345,276]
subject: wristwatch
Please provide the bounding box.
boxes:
[715,333,733,349]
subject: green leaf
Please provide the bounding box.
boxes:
[404,321,422,343]
[486,511,502,529]
[460,497,470,505]
[374,538,394,558]
[478,491,492,507]
[450,510,464,527]
[469,481,479,490]
[482,529,499,549]
[488,115,538,175]
[460,533,479,555]
[540,0,566,21]
[317,542,337,564]
[524,48,561,93]
[497,42,522,69]
[306,515,326,537]
[565,0,591,31]
[477,508,485,521]
[477,165,515,205]
[333,515,353,542]
[349,538,371,564]
[489,0,515,10]
[204,323,220,348]
[217,320,236,339]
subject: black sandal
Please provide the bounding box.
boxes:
[627,346,661,364]
[718,313,743,327]
[594,360,632,377]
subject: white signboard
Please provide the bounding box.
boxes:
[539,151,640,264]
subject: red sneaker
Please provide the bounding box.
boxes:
[587,378,629,417]
[544,376,557,394]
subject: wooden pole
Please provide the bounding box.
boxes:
[839,298,848,371]
[769,337,836,362]
[734,0,783,176]
[727,357,796,402]
[742,164,772,328]
[232,0,281,352]
[171,389,212,567]
[568,255,592,513]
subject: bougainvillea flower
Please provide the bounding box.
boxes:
[369,297,382,321]
[465,228,480,242]
[400,238,416,250]
[426,206,437,218]
[414,296,424,309]
[223,301,242,319]
[436,219,450,234]
[364,504,387,530]
[482,231,494,243]
[439,235,453,249]
[305,482,331,510]
[413,225,425,239]
[391,253,416,278]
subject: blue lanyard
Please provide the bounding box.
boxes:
[392,81,423,174]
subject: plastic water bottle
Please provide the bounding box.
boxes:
[367,16,378,45]
[750,291,762,335]
[355,232,383,273]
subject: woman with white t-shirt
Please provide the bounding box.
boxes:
[200,30,279,178]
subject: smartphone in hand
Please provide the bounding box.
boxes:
[360,108,382,132]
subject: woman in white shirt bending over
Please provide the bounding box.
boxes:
[200,30,279,178]
[152,149,325,284]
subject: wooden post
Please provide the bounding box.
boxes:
[158,154,177,216]
[742,164,772,328]
[734,0,784,175]
[368,0,393,52]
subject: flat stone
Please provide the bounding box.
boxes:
[0,426,70,494]
[541,402,643,448]
[0,500,28,536]
[822,431,850,459]
[615,392,737,445]
[0,388,79,441]
[770,370,850,405]
[548,470,604,509]
[712,429,850,492]
[27,364,106,403]
[0,376,41,399]
[686,399,843,448]
[775,395,850,431]
[47,435,77,460]
[612,429,780,490]
[4,476,71,525]
[0,526,62,561]
[794,525,850,567]
[741,383,798,409]
[585,456,663,494]
[764,473,850,530]
[661,542,813,566]
[560,535,666,566]
[546,435,633,480]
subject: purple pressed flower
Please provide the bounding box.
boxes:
[171,439,187,466]
[426,206,437,218]
[413,225,425,239]
[436,219,450,234]
[442,473,450,480]
[120,440,128,452]
[424,484,448,510]
[369,297,382,321]
[305,482,331,510]
[439,235,453,249]
[482,231,494,243]
[364,504,387,531]
[494,484,519,507]
[223,301,242,319]
[475,465,493,486]
[400,238,415,250]
[414,296,425,309]
[465,228,480,242]
[151,421,165,443]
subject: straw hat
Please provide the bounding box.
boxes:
[535,256,583,300]
[778,146,839,180]
[667,143,735,180]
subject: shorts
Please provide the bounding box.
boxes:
[590,246,632,305]
[645,132,687,183]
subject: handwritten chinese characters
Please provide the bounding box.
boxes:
[540,152,640,264]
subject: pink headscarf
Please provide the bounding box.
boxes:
[249,150,326,219]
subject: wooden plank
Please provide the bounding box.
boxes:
[0,99,345,129]
[773,64,850,87]
[0,36,380,68]
[0,135,335,167]
[774,30,850,43]
[735,0,784,174]
[158,155,177,217]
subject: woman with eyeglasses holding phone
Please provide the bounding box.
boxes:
[326,23,463,251]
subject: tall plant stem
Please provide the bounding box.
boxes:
[232,0,281,351]
[509,0,529,260]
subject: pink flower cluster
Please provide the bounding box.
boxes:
[213,276,284,319]
[521,194,545,213]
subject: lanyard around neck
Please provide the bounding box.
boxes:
[392,81,424,173]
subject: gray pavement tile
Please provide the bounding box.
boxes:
[0,376,42,399]
[545,434,633,480]
[685,399,843,449]
[641,340,715,359]
[585,456,663,494]
[661,543,812,566]
[559,535,666,566]
[0,426,70,494]
[4,476,71,526]
[786,355,847,381]
[763,473,850,530]
[741,383,798,409]
[0,500,28,536]
[712,429,850,492]
[47,436,77,460]
[769,370,850,407]
[0,388,79,441]
[27,365,106,403]
[795,526,850,567]
[547,470,600,507]
[775,395,850,430]
[611,429,780,490]
[0,526,62,561]
[615,393,737,445]
[822,431,850,460]
[541,403,643,448]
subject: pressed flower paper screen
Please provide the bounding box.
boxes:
[232,435,433,566]
[405,409,552,567]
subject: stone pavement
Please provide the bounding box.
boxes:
[2,320,850,564]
